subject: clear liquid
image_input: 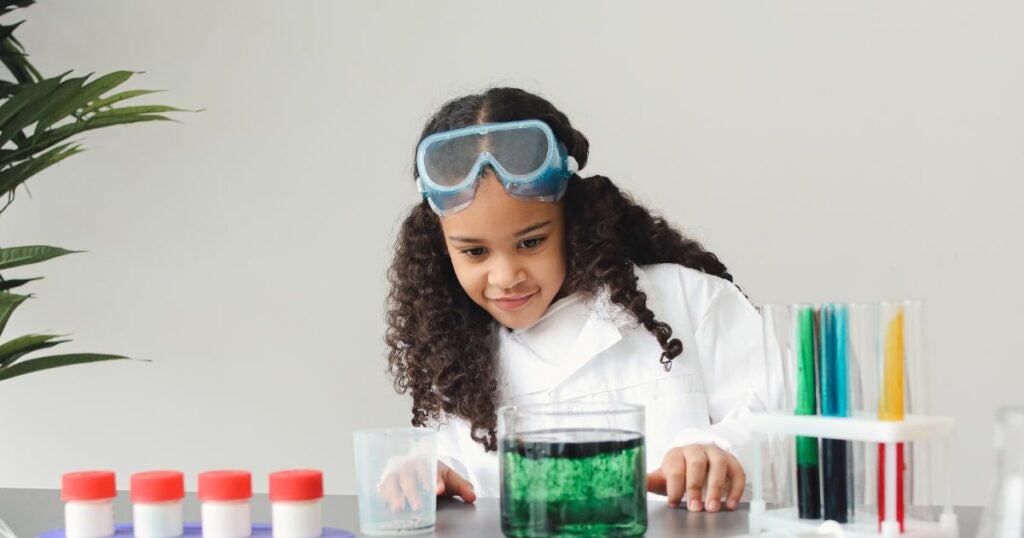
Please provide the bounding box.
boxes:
[500,429,647,537]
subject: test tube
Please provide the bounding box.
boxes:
[878,301,907,534]
[794,304,821,519]
[760,304,799,509]
[848,302,880,516]
[819,303,850,523]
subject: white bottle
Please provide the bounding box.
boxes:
[62,471,116,538]
[269,470,323,538]
[199,470,252,538]
[131,471,185,538]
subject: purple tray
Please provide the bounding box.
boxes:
[39,523,355,538]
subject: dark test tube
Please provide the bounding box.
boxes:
[797,462,822,519]
[822,438,849,522]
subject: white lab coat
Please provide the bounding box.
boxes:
[434,263,775,498]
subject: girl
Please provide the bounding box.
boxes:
[385,88,770,513]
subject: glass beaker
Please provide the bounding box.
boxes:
[498,401,647,537]
[977,407,1024,538]
[352,427,437,536]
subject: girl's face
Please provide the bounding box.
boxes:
[439,172,567,330]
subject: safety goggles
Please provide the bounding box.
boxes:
[415,119,579,215]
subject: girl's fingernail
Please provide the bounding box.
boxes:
[689,499,701,511]
[706,498,720,511]
[727,499,739,510]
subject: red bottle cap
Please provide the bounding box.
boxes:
[62,471,116,501]
[198,470,252,501]
[269,469,323,502]
[131,471,185,503]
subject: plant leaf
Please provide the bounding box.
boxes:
[0,353,135,382]
[0,31,37,84]
[1,122,78,162]
[22,113,172,152]
[0,71,63,130]
[0,291,28,337]
[0,1,34,16]
[0,333,68,367]
[0,20,24,43]
[0,245,79,270]
[0,79,17,98]
[35,70,137,133]
[74,113,173,131]
[10,126,27,147]
[79,89,163,115]
[88,105,186,118]
[0,72,80,147]
[0,276,41,291]
[19,72,91,137]
[3,103,183,165]
[0,141,84,198]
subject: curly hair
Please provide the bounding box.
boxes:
[385,88,739,451]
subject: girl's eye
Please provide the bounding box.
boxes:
[461,247,486,257]
[520,237,545,250]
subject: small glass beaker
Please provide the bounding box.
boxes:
[498,401,647,537]
[352,427,437,536]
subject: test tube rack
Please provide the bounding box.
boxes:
[746,412,959,538]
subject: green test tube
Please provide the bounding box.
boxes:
[795,304,821,519]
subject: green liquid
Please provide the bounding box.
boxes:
[500,428,647,537]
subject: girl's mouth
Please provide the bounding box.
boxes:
[492,292,537,312]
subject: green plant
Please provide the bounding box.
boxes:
[0,0,187,382]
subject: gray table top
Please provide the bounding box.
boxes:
[0,489,981,538]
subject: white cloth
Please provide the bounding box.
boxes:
[435,263,777,498]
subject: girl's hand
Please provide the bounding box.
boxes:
[436,461,477,503]
[646,444,745,512]
[378,460,476,512]
[376,456,433,512]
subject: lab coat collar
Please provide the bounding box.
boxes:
[508,265,665,395]
[511,291,585,333]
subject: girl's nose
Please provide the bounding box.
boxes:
[488,256,527,290]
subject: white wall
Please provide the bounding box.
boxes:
[1,0,1020,505]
